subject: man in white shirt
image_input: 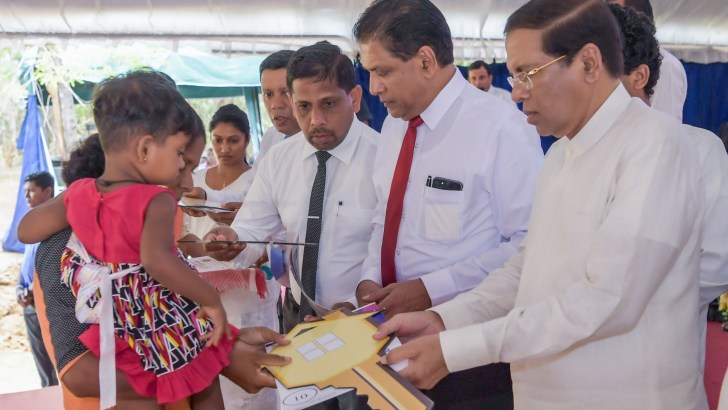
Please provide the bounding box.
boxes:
[205,41,379,332]
[257,49,301,163]
[468,60,515,105]
[612,3,728,390]
[374,1,706,409]
[354,0,542,407]
[607,0,687,121]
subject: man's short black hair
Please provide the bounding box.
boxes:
[468,60,492,76]
[505,0,624,79]
[259,50,295,77]
[25,171,54,196]
[353,0,454,66]
[287,41,356,92]
[609,3,661,97]
[92,68,203,153]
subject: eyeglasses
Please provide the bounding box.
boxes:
[507,55,566,91]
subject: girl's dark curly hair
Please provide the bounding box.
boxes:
[61,133,105,185]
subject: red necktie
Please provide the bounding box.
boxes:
[381,116,423,287]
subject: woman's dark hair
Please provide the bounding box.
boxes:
[623,0,654,22]
[92,68,202,152]
[609,3,661,97]
[505,0,624,79]
[209,104,250,139]
[353,0,454,66]
[287,41,356,92]
[61,134,105,185]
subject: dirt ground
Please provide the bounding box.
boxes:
[0,164,43,393]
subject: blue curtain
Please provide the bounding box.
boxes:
[357,61,728,153]
[683,62,728,134]
[2,94,53,253]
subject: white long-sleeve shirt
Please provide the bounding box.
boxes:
[651,47,687,122]
[432,85,706,410]
[360,69,543,306]
[230,118,379,308]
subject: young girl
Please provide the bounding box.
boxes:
[19,69,289,409]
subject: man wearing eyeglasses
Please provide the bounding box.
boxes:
[374,0,706,409]
[353,0,542,407]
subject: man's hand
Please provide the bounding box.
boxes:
[356,280,383,307]
[224,326,291,393]
[360,278,432,318]
[380,333,449,390]
[16,289,33,308]
[203,227,246,261]
[373,311,445,343]
[180,188,207,217]
[207,202,242,226]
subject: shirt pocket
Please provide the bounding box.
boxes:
[329,205,375,254]
[420,187,464,242]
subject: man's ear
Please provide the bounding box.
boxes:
[631,64,650,91]
[416,46,438,79]
[349,84,363,114]
[579,43,602,83]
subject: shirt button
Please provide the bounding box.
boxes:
[408,177,411,183]
[396,250,401,256]
[566,149,573,157]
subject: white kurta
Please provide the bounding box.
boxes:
[182,169,278,410]
[231,118,379,308]
[432,85,706,410]
[360,70,543,305]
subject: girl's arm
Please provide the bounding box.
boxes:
[17,193,70,244]
[142,193,230,346]
[141,194,221,307]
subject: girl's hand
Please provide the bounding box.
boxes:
[197,302,232,347]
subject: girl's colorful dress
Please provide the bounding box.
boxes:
[61,178,238,404]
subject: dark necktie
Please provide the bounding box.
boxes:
[299,150,331,320]
[381,116,423,287]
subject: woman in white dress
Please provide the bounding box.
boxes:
[181,104,278,410]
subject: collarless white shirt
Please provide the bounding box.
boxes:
[230,118,379,307]
[432,85,706,409]
[360,69,543,306]
[651,47,687,122]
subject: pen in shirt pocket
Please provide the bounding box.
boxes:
[337,200,343,216]
[426,175,432,187]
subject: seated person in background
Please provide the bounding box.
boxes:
[180,103,279,410]
[468,60,516,105]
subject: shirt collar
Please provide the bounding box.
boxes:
[420,68,466,131]
[565,83,631,156]
[300,114,361,165]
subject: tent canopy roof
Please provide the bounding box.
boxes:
[2,0,727,63]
